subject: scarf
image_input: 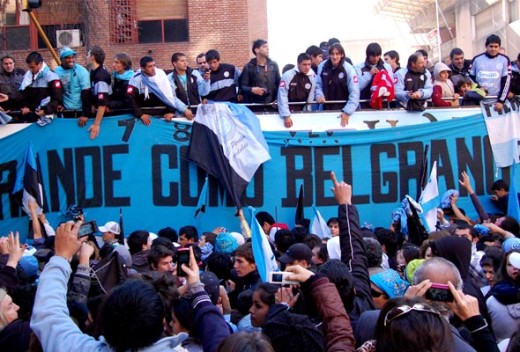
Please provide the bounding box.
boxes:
[113,69,135,81]
[20,62,49,91]
[140,68,177,109]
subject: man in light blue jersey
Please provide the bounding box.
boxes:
[55,47,91,125]
[470,34,511,112]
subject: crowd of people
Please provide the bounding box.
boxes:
[0,33,519,134]
[1,168,520,351]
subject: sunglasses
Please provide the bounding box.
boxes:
[384,303,441,327]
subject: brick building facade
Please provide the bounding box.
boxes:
[0,0,268,71]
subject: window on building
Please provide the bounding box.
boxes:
[0,1,30,51]
[110,0,188,44]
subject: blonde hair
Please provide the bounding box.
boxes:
[0,287,8,330]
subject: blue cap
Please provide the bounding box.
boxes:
[18,255,39,278]
[370,269,409,298]
[59,47,77,59]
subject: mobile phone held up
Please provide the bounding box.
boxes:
[177,248,190,277]
[78,221,97,238]
[267,271,299,286]
[425,283,454,302]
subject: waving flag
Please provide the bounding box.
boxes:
[12,143,46,217]
[418,161,439,233]
[310,205,331,240]
[248,206,278,282]
[188,103,271,208]
[508,164,520,222]
[295,184,305,226]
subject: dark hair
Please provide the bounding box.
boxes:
[141,272,179,325]
[455,77,473,93]
[485,34,501,47]
[497,250,520,283]
[152,237,176,252]
[1,54,15,63]
[306,45,322,58]
[171,52,185,63]
[89,45,105,65]
[172,296,195,333]
[297,53,311,64]
[326,217,339,226]
[140,56,154,68]
[328,43,345,58]
[375,297,454,352]
[236,289,255,316]
[375,228,398,256]
[202,231,217,245]
[328,37,340,46]
[449,47,464,59]
[148,245,175,268]
[407,53,422,67]
[217,332,274,352]
[303,234,322,250]
[256,211,275,226]
[252,39,267,55]
[206,252,233,281]
[179,225,198,242]
[507,329,520,352]
[254,282,278,306]
[100,280,165,352]
[196,52,206,61]
[454,220,477,238]
[127,230,150,255]
[318,259,355,312]
[416,49,428,58]
[500,216,520,236]
[401,243,420,264]
[205,49,220,62]
[480,246,503,272]
[26,51,43,65]
[491,179,509,192]
[364,238,383,267]
[235,242,255,264]
[157,226,178,243]
[114,52,132,70]
[384,50,400,64]
[282,64,295,74]
[366,42,382,57]
[274,229,295,254]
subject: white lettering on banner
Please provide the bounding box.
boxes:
[477,71,500,80]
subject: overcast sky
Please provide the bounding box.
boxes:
[266,0,416,67]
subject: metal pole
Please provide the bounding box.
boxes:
[435,0,442,60]
[27,11,61,65]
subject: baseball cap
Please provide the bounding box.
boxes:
[98,221,121,235]
[59,47,77,59]
[509,252,520,269]
[279,243,312,264]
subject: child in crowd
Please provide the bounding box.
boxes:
[432,62,459,107]
[455,77,486,106]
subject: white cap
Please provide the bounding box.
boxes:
[98,221,120,235]
[509,252,520,269]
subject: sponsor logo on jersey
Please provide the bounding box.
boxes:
[477,71,500,79]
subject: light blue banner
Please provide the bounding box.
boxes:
[0,113,511,240]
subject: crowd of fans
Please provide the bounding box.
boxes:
[1,169,520,351]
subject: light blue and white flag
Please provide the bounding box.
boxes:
[481,100,520,167]
[248,206,278,282]
[188,103,271,208]
[418,161,439,233]
[310,205,331,240]
[508,164,520,222]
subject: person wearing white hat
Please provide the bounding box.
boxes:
[99,221,132,268]
[486,250,520,343]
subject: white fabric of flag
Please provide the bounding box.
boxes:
[418,161,439,233]
[248,206,278,282]
[310,205,331,240]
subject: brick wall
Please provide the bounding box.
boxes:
[7,0,267,72]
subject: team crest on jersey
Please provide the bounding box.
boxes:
[305,83,311,89]
[353,76,358,83]
[224,71,230,78]
[279,81,286,88]
[339,72,345,79]
[420,75,425,81]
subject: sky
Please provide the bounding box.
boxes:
[266,0,420,67]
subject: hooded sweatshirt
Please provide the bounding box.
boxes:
[432,62,455,107]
